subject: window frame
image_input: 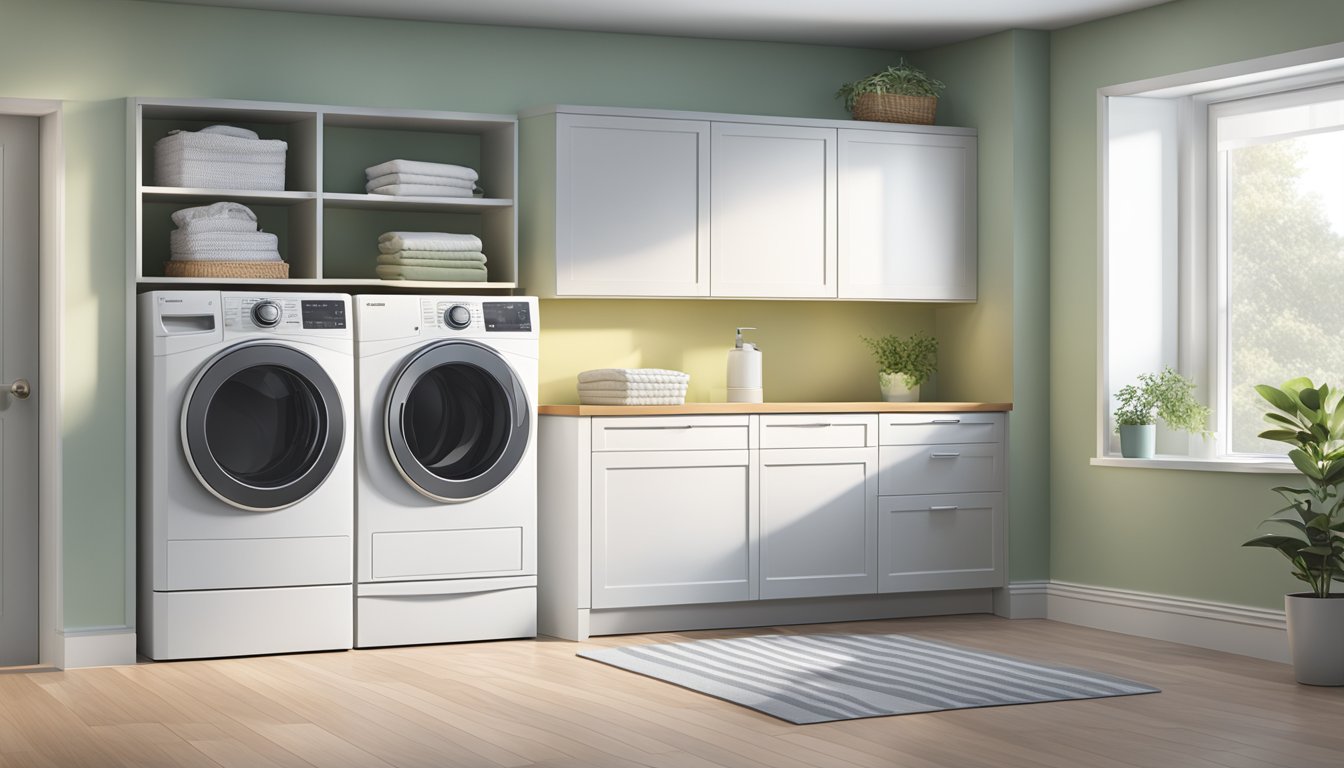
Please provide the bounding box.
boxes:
[1095,43,1344,471]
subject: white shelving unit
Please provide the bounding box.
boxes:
[128,97,519,291]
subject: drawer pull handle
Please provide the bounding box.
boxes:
[930,451,961,459]
[931,418,962,424]
[775,423,834,428]
[929,505,960,512]
[610,425,695,430]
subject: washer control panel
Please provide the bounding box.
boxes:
[224,296,347,330]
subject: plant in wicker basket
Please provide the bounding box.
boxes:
[836,60,946,125]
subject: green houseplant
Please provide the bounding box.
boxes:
[836,60,945,125]
[861,333,937,402]
[1243,378,1344,685]
[1112,367,1210,458]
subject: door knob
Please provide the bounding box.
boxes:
[6,379,31,399]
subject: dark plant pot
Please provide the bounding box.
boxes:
[1119,424,1155,458]
[1286,593,1344,685]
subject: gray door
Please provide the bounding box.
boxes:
[0,114,40,666]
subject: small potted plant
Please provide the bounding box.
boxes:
[835,60,946,125]
[1113,367,1210,458]
[1243,378,1344,685]
[861,333,937,402]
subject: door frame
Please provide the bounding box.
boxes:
[0,98,64,668]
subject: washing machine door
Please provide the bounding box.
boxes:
[384,339,531,503]
[181,342,345,512]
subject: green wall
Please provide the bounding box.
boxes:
[1049,0,1344,607]
[911,30,1052,583]
[2,0,943,629]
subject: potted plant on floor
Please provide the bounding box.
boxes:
[1243,378,1344,685]
[836,60,945,125]
[1112,367,1210,458]
[861,333,937,402]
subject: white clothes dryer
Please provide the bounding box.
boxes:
[354,295,538,648]
[138,291,355,660]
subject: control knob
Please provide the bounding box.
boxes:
[251,300,282,328]
[445,304,472,330]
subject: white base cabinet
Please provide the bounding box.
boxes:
[538,409,1007,640]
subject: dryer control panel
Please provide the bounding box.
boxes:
[223,294,348,331]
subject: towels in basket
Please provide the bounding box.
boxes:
[163,201,288,279]
[578,369,690,405]
[154,125,288,191]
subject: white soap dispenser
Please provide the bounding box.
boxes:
[727,327,763,403]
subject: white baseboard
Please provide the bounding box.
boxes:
[1044,581,1288,663]
[60,626,138,668]
[995,580,1049,619]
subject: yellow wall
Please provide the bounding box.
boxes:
[539,299,937,404]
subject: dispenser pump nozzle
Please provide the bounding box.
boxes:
[735,327,757,349]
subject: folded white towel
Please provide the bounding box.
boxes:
[578,395,688,406]
[175,217,259,235]
[365,173,476,193]
[170,201,258,227]
[578,368,691,385]
[171,230,278,254]
[378,232,483,253]
[376,254,488,268]
[369,183,477,198]
[365,159,478,182]
[578,380,690,393]
[169,250,282,262]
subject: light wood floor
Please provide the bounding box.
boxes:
[1,616,1341,767]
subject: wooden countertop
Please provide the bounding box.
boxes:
[538,402,1013,416]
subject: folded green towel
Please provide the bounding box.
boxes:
[376,264,489,282]
[379,249,486,263]
[376,254,489,269]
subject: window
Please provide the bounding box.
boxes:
[1101,49,1344,465]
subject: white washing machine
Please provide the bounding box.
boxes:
[354,294,538,648]
[138,291,355,660]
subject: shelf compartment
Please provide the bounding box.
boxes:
[139,105,318,194]
[321,206,515,285]
[140,198,318,280]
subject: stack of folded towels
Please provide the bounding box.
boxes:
[578,368,691,405]
[365,159,481,198]
[168,202,283,263]
[155,125,287,191]
[376,231,488,282]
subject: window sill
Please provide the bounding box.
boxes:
[1090,456,1297,474]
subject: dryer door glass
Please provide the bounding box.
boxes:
[385,340,530,502]
[183,342,345,511]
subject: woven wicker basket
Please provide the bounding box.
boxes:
[852,93,938,125]
[164,260,290,279]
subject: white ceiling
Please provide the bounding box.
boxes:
[154,0,1173,49]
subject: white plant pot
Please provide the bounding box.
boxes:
[878,371,919,403]
[1285,593,1344,686]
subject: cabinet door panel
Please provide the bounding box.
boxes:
[711,123,836,298]
[759,448,877,599]
[879,412,1003,446]
[556,115,710,296]
[592,450,757,608]
[878,493,1003,592]
[838,129,976,300]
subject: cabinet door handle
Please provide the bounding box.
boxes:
[930,451,961,458]
[774,423,833,428]
[929,505,960,512]
[610,425,695,431]
[931,418,961,424]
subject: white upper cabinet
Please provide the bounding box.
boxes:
[710,123,836,298]
[520,106,976,301]
[838,128,978,301]
[554,114,710,296]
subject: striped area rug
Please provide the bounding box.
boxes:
[579,633,1159,724]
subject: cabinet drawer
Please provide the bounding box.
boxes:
[592,415,750,451]
[879,443,1002,495]
[759,414,877,449]
[878,492,1004,592]
[879,413,1003,445]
